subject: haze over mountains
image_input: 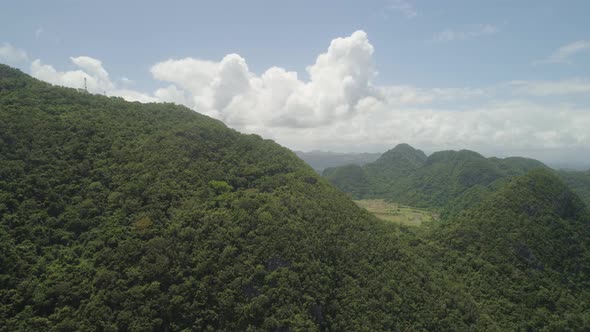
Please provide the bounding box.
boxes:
[294,150,381,173]
[323,144,540,201]
[296,147,590,174]
[1,64,590,330]
[322,143,590,211]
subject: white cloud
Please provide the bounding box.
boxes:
[509,79,590,96]
[258,100,590,159]
[0,43,28,64]
[389,0,417,18]
[534,40,590,64]
[154,85,188,105]
[151,30,377,128]
[432,24,497,43]
[111,89,158,103]
[30,57,114,92]
[145,30,590,158]
[15,31,590,163]
[29,56,156,102]
[70,56,110,81]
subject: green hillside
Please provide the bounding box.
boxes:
[429,169,590,330]
[0,64,465,331]
[324,143,547,209]
[1,65,589,330]
[322,164,370,199]
[558,170,590,207]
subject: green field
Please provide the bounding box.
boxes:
[354,199,438,226]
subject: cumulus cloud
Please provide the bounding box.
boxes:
[70,56,110,81]
[145,30,590,158]
[31,57,112,92]
[0,43,28,64]
[151,30,377,128]
[534,40,590,64]
[113,89,158,103]
[154,85,188,105]
[431,24,497,43]
[14,30,590,163]
[30,56,155,102]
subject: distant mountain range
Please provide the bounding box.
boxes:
[322,143,549,207]
[296,148,590,173]
[294,150,381,172]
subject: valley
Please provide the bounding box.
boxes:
[353,199,437,226]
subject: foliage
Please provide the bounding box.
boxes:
[1,64,589,330]
[558,170,590,207]
[425,169,590,330]
[325,144,548,209]
[322,164,369,199]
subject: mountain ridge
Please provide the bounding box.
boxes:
[429,169,590,329]
[324,142,549,208]
[0,64,457,330]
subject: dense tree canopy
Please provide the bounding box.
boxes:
[324,143,554,209]
[426,170,590,330]
[558,170,590,207]
[1,64,589,330]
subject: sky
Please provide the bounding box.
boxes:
[1,0,590,167]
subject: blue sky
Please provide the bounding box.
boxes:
[4,0,589,86]
[2,0,590,166]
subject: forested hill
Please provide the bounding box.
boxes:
[558,170,590,207]
[0,65,470,330]
[364,143,427,179]
[427,169,590,330]
[1,64,590,330]
[324,143,548,208]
